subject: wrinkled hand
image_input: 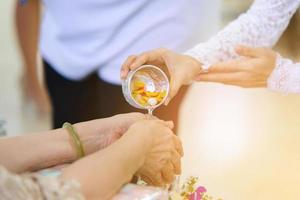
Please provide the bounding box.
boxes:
[121,48,202,105]
[126,119,183,186]
[21,72,51,115]
[75,113,148,153]
[195,46,277,88]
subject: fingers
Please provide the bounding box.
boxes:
[164,121,174,129]
[129,53,149,70]
[196,72,247,83]
[125,112,147,120]
[161,162,175,183]
[173,135,184,157]
[235,45,269,58]
[154,150,181,185]
[113,112,146,131]
[225,81,266,88]
[131,48,167,69]
[120,51,156,79]
[121,55,137,79]
[153,119,174,130]
[171,150,182,174]
[145,153,179,185]
[196,72,266,88]
[150,172,165,187]
[151,120,182,156]
[140,170,164,186]
[208,59,248,73]
[120,48,168,79]
[144,114,159,120]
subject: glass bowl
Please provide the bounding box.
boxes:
[122,65,170,111]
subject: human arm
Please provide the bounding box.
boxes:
[15,0,50,113]
[61,125,149,200]
[62,119,182,199]
[194,45,300,94]
[121,0,300,101]
[185,0,300,69]
[0,113,145,173]
[0,120,183,200]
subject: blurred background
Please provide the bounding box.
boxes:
[1,0,300,199]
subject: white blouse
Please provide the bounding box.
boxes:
[186,0,300,94]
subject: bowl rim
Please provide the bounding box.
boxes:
[127,65,170,110]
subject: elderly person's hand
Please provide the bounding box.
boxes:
[0,115,182,199]
[195,46,277,88]
[120,48,202,105]
[124,119,183,186]
[74,112,147,154]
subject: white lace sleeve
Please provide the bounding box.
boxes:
[185,0,300,70]
[268,55,300,93]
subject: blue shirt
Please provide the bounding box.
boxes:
[40,0,207,84]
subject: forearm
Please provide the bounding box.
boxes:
[15,0,40,79]
[0,117,123,173]
[186,0,300,69]
[61,131,147,200]
[0,129,76,173]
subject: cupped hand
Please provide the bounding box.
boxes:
[125,119,184,186]
[120,48,202,105]
[195,46,277,88]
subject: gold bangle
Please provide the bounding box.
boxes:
[63,122,85,159]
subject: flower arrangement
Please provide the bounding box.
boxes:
[169,177,222,200]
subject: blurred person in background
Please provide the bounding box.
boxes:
[15,0,210,130]
[121,0,300,102]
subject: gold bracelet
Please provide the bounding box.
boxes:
[63,122,85,159]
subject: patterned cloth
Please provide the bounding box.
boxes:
[0,166,84,200]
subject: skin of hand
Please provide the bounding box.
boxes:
[195,46,277,88]
[0,113,146,173]
[74,112,147,154]
[62,119,183,199]
[120,48,202,105]
[128,120,184,186]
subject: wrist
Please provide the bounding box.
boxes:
[73,116,119,154]
[73,121,104,155]
[25,129,77,171]
[184,55,203,85]
[188,55,203,72]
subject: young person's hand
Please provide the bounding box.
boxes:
[195,46,277,88]
[121,48,202,105]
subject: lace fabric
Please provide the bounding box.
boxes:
[185,0,300,93]
[268,54,300,93]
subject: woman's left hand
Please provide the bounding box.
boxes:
[196,46,277,88]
